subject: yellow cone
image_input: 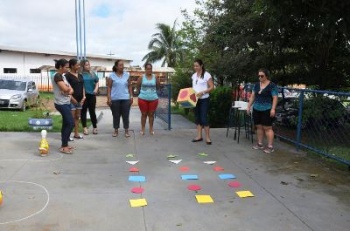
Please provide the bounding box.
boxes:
[0,191,3,205]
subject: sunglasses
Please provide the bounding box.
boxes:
[258,75,265,78]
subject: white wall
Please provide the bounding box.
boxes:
[0,49,131,90]
[0,50,131,75]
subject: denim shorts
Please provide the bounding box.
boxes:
[70,102,83,110]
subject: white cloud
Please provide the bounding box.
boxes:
[0,0,197,66]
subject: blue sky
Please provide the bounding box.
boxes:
[91,4,112,18]
[0,0,197,66]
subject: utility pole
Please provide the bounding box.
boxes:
[75,0,86,60]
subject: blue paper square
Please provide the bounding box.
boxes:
[219,174,236,180]
[181,175,199,180]
[129,175,146,182]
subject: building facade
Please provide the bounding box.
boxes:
[0,45,175,93]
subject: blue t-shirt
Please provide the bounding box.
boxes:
[138,74,158,101]
[82,71,99,95]
[253,82,278,111]
[109,72,130,100]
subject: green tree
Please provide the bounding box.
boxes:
[142,20,184,67]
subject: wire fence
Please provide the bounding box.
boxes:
[156,84,171,130]
[273,88,350,166]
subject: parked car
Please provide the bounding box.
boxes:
[278,88,299,98]
[0,79,39,111]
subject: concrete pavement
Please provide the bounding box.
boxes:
[0,107,349,231]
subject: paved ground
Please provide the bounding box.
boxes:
[0,107,349,231]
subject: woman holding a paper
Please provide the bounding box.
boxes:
[191,59,214,145]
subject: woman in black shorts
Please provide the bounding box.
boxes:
[247,68,278,153]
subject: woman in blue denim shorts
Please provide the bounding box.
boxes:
[65,59,86,139]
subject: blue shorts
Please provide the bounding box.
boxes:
[70,102,83,110]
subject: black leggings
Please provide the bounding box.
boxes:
[81,94,97,128]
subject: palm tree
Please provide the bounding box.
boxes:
[142,20,183,67]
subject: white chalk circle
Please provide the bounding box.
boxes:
[0,181,49,225]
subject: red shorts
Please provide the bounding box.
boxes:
[138,98,158,113]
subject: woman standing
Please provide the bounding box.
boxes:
[80,59,99,135]
[65,59,86,139]
[52,59,74,154]
[191,59,214,145]
[247,68,278,153]
[136,63,160,135]
[107,60,133,137]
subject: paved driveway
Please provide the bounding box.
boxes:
[0,108,349,231]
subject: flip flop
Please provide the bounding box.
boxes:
[73,135,84,139]
[83,128,89,135]
[59,147,73,154]
[92,128,98,134]
[125,133,130,138]
[112,130,118,137]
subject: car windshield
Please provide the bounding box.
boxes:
[0,80,26,91]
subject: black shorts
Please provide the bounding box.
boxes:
[253,109,274,126]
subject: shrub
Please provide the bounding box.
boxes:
[208,86,233,128]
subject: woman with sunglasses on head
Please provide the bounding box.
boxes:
[191,59,214,145]
[52,59,75,154]
[247,68,278,153]
[80,59,99,135]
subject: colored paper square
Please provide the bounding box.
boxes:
[228,181,241,188]
[219,174,236,180]
[129,167,139,172]
[236,191,254,198]
[213,166,224,172]
[129,176,146,182]
[179,166,190,172]
[195,195,214,203]
[181,175,198,180]
[129,198,147,207]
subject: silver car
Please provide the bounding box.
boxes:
[0,79,39,111]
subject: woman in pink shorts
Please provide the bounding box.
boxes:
[136,63,160,135]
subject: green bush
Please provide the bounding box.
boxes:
[302,97,346,127]
[208,86,233,128]
[170,68,193,104]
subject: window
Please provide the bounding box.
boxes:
[4,68,17,73]
[30,69,41,74]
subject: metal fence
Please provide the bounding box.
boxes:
[274,88,350,166]
[156,84,171,130]
[236,84,350,166]
[0,74,54,91]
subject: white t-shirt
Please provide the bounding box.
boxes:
[191,71,212,99]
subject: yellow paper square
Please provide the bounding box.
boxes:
[195,195,214,203]
[129,198,147,207]
[236,191,254,198]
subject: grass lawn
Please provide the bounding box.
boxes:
[0,91,90,132]
[0,110,62,132]
[171,105,195,123]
